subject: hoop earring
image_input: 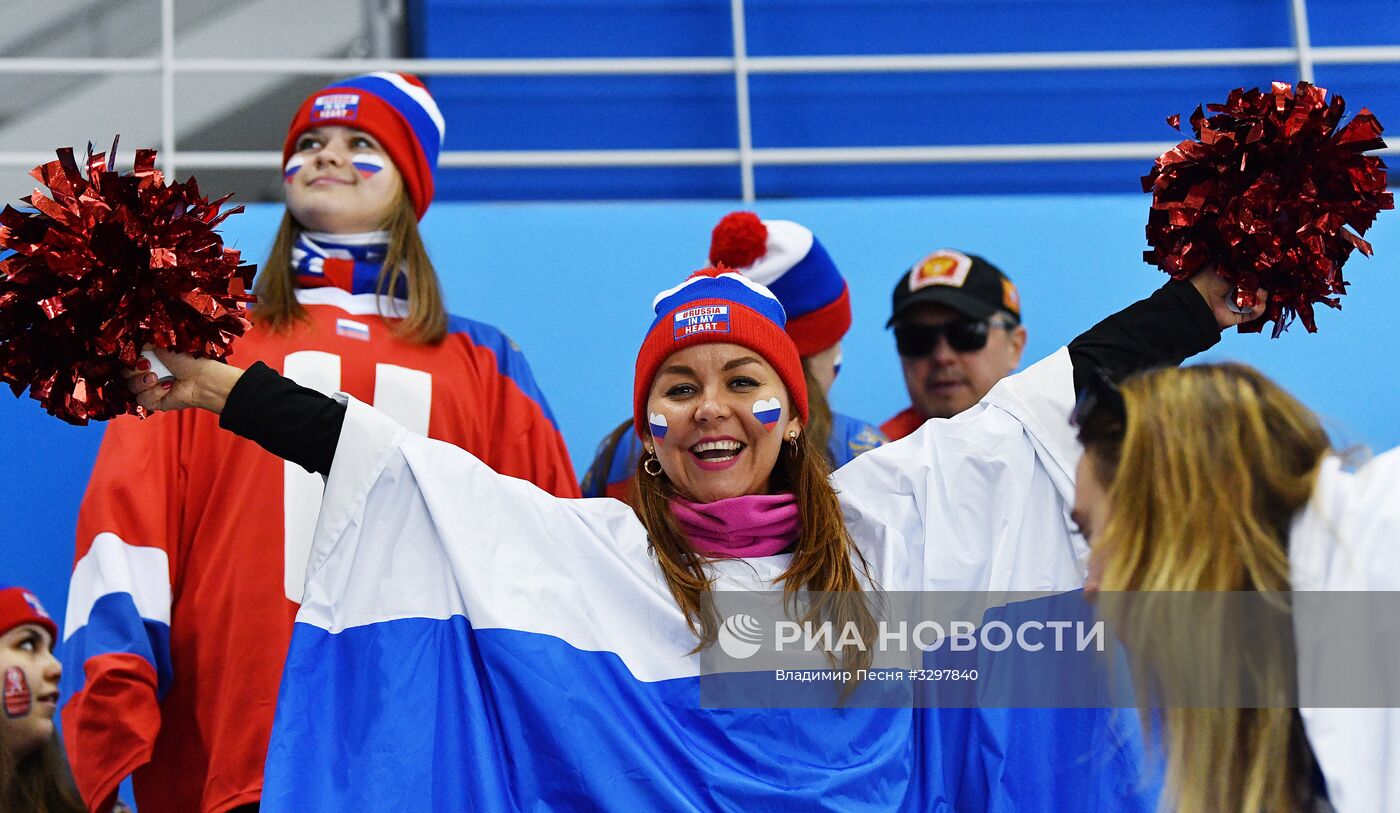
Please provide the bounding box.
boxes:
[787,430,799,454]
[643,454,663,477]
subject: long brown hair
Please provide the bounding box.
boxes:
[253,187,448,344]
[634,424,876,677]
[0,734,85,813]
[1077,363,1331,812]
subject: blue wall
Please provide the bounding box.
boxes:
[409,0,1400,200]
[4,194,1398,624]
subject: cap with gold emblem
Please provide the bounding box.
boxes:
[887,248,1020,327]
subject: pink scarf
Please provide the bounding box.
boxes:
[669,493,801,559]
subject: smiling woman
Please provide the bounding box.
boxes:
[645,345,798,502]
[118,262,1265,810]
[628,270,872,660]
[582,212,888,503]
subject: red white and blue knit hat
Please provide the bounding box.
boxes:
[634,267,808,439]
[283,72,446,220]
[0,585,57,640]
[708,212,852,357]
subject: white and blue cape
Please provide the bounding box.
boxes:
[261,349,1159,811]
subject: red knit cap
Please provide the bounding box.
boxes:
[282,72,445,220]
[0,586,58,641]
[634,267,808,440]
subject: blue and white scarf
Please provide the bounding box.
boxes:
[292,230,408,298]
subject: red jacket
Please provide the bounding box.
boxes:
[880,406,927,442]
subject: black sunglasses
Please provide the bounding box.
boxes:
[894,319,1002,356]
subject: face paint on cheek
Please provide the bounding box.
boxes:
[4,666,30,719]
[752,398,782,432]
[351,153,386,178]
[832,350,843,382]
[283,154,306,183]
[648,413,668,443]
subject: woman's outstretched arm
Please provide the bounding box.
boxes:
[1067,270,1265,393]
[127,353,343,474]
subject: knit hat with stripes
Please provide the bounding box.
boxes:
[634,267,808,440]
[283,71,446,219]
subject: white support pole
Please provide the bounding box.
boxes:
[728,0,757,203]
[1290,0,1316,83]
[160,0,177,179]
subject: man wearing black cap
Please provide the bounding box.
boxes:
[881,249,1027,441]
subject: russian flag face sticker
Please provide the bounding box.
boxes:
[283,154,306,182]
[752,397,782,431]
[351,153,386,178]
[312,93,360,122]
[673,305,730,340]
[648,413,668,442]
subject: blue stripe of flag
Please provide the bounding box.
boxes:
[60,592,174,702]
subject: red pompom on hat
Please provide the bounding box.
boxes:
[707,212,851,357]
[283,72,446,220]
[633,266,807,440]
[0,586,58,641]
[709,212,769,270]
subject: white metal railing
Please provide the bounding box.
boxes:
[3,0,1392,201]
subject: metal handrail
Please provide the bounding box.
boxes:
[16,43,1400,77]
[14,45,1400,77]
[5,141,1381,173]
[8,0,1392,201]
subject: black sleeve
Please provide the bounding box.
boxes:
[1067,278,1220,394]
[218,361,345,476]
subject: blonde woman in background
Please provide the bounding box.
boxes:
[1073,363,1400,813]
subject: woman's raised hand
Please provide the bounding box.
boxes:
[123,349,245,415]
[1188,268,1269,331]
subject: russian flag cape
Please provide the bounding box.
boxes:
[262,349,1160,811]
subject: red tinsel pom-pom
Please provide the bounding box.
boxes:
[709,211,769,269]
[0,142,256,425]
[1142,81,1393,336]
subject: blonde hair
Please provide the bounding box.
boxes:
[1077,363,1331,812]
[633,424,876,682]
[253,186,448,344]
